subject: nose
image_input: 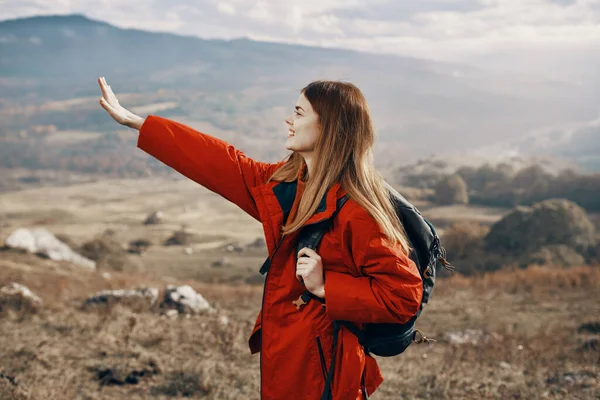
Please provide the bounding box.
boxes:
[285,115,293,126]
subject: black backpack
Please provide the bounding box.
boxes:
[293,184,454,399]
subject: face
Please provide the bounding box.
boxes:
[284,93,320,153]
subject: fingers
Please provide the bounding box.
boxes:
[295,270,304,282]
[296,258,311,265]
[98,76,119,105]
[296,259,313,283]
[106,81,119,104]
[297,247,320,259]
[99,97,116,115]
[98,77,110,101]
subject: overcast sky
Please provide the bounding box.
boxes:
[3,0,600,78]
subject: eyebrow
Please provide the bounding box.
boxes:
[295,106,305,112]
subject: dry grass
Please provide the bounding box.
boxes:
[0,250,598,399]
[0,178,598,399]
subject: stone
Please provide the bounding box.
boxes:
[520,244,586,267]
[444,329,503,346]
[4,228,96,269]
[144,211,164,225]
[84,288,159,311]
[160,285,211,314]
[0,283,43,313]
[485,199,596,257]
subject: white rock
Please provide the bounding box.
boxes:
[144,211,164,225]
[161,285,211,314]
[225,243,244,253]
[5,228,96,270]
[0,282,43,310]
[102,272,112,279]
[85,287,159,309]
[444,329,502,346]
[219,315,230,326]
[183,247,193,255]
[499,361,512,370]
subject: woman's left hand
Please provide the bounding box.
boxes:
[296,247,325,298]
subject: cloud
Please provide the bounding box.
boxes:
[2,0,599,78]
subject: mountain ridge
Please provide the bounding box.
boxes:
[1,14,598,172]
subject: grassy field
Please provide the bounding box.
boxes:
[0,178,598,399]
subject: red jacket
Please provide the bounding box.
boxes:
[137,115,423,399]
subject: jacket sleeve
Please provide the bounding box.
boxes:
[323,206,423,324]
[137,115,282,221]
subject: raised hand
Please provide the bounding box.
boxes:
[98,77,145,130]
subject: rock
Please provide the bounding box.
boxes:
[128,239,152,255]
[224,242,244,253]
[520,244,586,267]
[210,257,230,268]
[485,199,596,258]
[434,174,469,205]
[0,371,28,400]
[546,371,597,387]
[183,247,193,255]
[144,211,164,225]
[0,283,43,313]
[578,322,600,334]
[89,356,161,386]
[499,361,512,370]
[84,288,159,311]
[578,338,599,353]
[444,329,503,346]
[4,228,96,269]
[164,229,201,246]
[587,241,600,264]
[160,285,211,314]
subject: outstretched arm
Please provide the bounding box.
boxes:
[137,115,281,220]
[97,77,282,221]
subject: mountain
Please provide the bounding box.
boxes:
[473,115,600,172]
[1,14,599,174]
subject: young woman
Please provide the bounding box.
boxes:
[98,77,423,400]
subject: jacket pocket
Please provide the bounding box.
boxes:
[316,336,328,382]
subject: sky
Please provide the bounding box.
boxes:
[2,0,600,78]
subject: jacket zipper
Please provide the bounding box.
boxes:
[259,207,340,397]
[259,235,286,399]
[316,336,328,382]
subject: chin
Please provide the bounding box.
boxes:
[285,141,296,151]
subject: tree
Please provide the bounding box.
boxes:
[434,174,469,205]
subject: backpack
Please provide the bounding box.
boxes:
[293,183,454,399]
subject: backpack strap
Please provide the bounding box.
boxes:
[260,195,349,276]
[295,195,349,258]
[293,196,349,309]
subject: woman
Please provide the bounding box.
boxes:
[98,77,423,400]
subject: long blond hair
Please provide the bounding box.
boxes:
[269,81,410,253]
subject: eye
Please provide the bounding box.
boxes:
[295,110,301,116]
